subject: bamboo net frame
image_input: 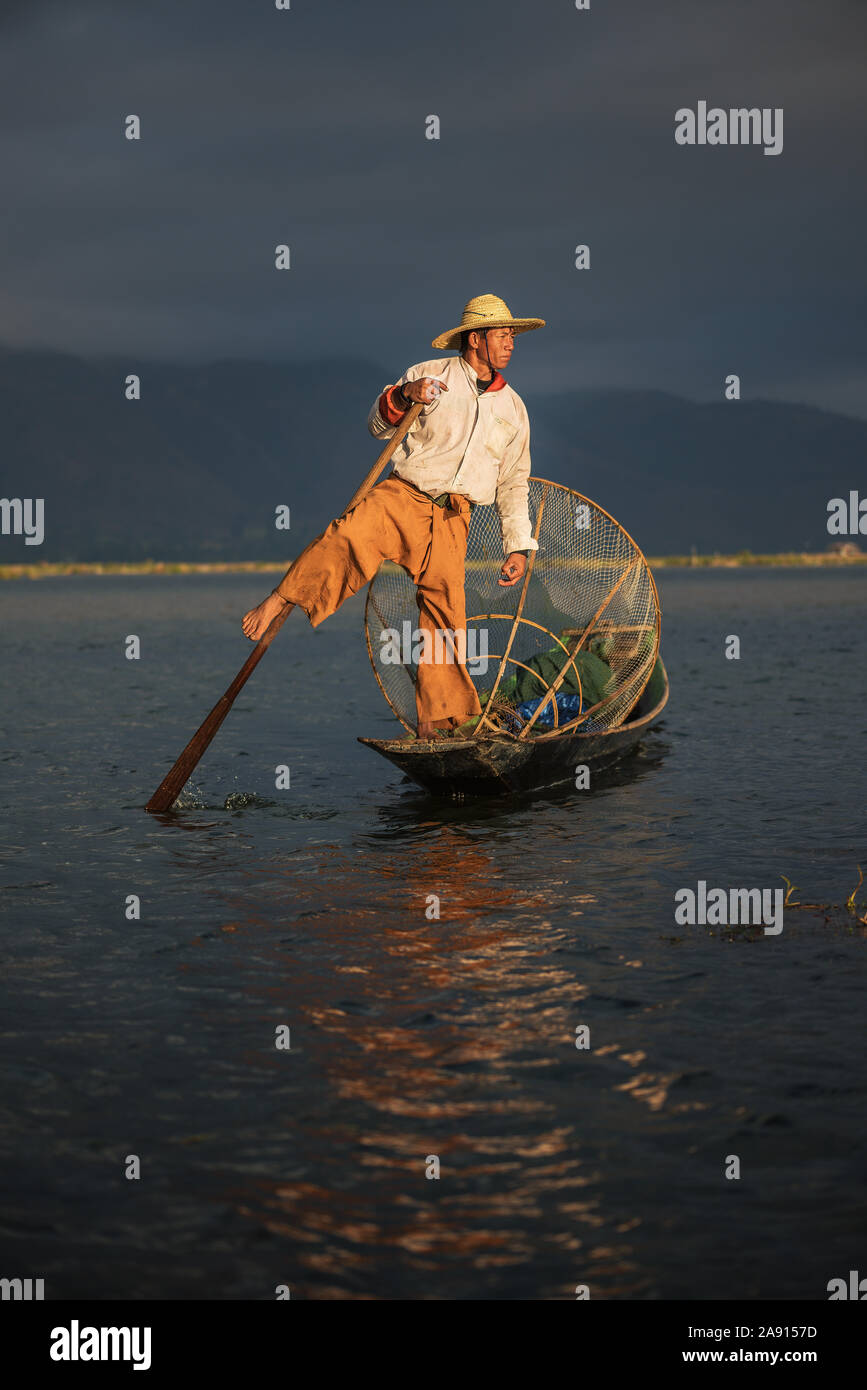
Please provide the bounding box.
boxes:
[363,477,660,737]
[473,483,549,735]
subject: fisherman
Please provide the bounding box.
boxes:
[242,293,545,738]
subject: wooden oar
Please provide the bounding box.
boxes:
[145,400,423,812]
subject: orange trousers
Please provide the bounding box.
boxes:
[275,476,482,728]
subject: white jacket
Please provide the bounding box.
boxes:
[367,355,538,555]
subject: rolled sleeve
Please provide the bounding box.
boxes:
[368,384,401,440]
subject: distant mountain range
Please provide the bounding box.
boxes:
[1,346,862,561]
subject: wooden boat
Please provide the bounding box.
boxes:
[359,654,669,798]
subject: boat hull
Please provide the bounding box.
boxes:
[359,657,669,797]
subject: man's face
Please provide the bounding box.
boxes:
[474,327,516,370]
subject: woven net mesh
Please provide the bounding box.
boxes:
[364,477,660,736]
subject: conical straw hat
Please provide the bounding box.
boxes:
[432,293,545,351]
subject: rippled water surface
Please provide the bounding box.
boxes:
[1,570,865,1299]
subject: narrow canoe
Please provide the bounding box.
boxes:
[359,655,669,798]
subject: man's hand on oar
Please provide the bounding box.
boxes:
[401,376,447,405]
[242,590,289,642]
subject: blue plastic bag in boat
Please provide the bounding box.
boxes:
[516,693,586,729]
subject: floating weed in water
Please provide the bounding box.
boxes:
[780,874,800,907]
[845,865,863,915]
[780,866,867,928]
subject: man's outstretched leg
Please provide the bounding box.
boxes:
[242,479,481,739]
[242,478,417,641]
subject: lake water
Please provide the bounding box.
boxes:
[1,569,865,1300]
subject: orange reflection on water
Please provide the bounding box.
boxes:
[177,825,658,1296]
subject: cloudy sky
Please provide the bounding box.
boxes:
[1,0,865,414]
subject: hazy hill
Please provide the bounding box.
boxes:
[0,347,862,560]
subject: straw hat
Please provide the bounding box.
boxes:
[432,293,545,351]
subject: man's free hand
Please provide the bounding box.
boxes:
[498,552,527,588]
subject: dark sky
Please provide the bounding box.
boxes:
[1,0,865,413]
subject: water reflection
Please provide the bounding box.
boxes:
[171,819,676,1297]
[363,734,671,827]
[145,726,740,1297]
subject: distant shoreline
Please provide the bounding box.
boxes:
[1,553,865,581]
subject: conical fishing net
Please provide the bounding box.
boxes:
[364,477,661,737]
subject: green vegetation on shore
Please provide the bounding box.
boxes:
[1,551,865,581]
[648,550,865,568]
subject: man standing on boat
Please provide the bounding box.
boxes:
[242,293,545,738]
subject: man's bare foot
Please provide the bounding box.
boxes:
[416,716,479,740]
[242,592,288,641]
